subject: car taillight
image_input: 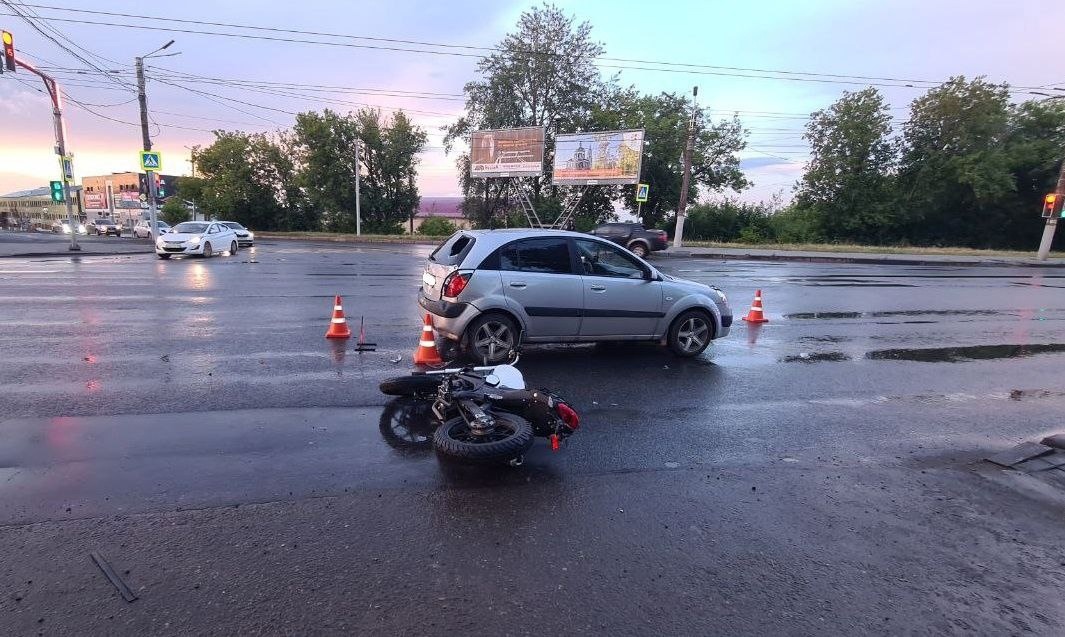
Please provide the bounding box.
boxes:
[442,271,472,298]
[656,230,668,238]
[556,402,579,430]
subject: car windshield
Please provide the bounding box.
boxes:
[172,222,208,233]
[222,222,244,230]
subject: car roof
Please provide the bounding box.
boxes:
[450,227,621,264]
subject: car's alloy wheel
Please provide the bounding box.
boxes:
[467,314,518,364]
[230,241,238,254]
[629,243,648,258]
[667,310,713,357]
[202,242,213,258]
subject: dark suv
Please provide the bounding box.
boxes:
[590,222,668,257]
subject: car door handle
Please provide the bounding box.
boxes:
[589,285,606,292]
[509,282,527,289]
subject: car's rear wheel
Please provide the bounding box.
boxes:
[202,242,213,258]
[667,309,714,357]
[464,313,520,364]
[628,242,649,258]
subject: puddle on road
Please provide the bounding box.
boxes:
[786,309,1011,320]
[780,352,851,363]
[865,343,1065,363]
[798,335,851,343]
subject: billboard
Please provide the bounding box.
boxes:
[83,192,107,210]
[552,129,644,185]
[470,127,545,178]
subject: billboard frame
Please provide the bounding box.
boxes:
[551,128,645,186]
[469,126,546,179]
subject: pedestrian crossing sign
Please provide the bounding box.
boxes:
[636,183,649,203]
[140,151,162,171]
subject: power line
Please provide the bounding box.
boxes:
[2,8,1025,90]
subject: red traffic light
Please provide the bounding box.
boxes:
[1043,193,1065,219]
[2,31,14,73]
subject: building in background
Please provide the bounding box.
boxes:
[81,172,179,228]
[410,196,471,234]
[0,186,83,230]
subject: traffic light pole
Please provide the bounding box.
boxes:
[673,86,698,249]
[1036,160,1065,260]
[13,59,79,250]
[135,56,159,241]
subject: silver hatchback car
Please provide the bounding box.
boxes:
[418,229,732,363]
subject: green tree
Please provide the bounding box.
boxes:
[796,87,897,243]
[294,108,426,233]
[192,131,309,230]
[159,199,189,225]
[444,3,608,227]
[417,216,457,236]
[592,88,749,227]
[897,76,1013,247]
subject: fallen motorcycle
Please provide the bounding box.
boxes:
[378,356,579,465]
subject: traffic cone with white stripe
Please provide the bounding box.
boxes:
[325,295,352,339]
[742,289,769,323]
[412,313,443,365]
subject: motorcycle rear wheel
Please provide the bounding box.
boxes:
[433,411,534,464]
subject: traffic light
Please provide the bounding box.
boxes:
[49,180,64,203]
[155,172,165,197]
[1042,193,1065,219]
[2,31,14,73]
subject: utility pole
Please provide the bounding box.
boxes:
[355,139,362,236]
[135,40,174,239]
[673,86,698,249]
[9,54,79,250]
[1036,159,1065,260]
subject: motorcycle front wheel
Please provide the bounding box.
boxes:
[379,374,443,397]
[433,410,534,464]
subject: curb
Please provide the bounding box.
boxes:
[655,250,1065,268]
[0,249,154,259]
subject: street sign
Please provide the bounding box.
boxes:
[60,155,74,180]
[140,150,162,171]
[49,180,64,203]
[636,183,650,203]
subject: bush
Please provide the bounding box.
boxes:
[418,216,458,236]
[160,199,190,225]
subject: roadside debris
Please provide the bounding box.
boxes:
[90,551,137,602]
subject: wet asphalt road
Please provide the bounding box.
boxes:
[2,240,1065,635]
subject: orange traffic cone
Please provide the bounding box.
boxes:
[742,289,769,323]
[325,295,352,339]
[412,313,443,365]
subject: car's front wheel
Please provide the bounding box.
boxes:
[463,313,520,364]
[667,309,714,357]
[230,240,238,254]
[157,253,170,260]
[202,242,213,258]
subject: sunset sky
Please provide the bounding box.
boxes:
[2,0,1062,201]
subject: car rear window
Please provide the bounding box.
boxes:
[429,232,475,266]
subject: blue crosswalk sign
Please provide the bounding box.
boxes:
[140,151,162,171]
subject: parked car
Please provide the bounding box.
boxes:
[87,218,122,236]
[133,220,171,239]
[155,221,239,259]
[219,221,255,247]
[50,219,87,235]
[589,222,669,258]
[418,229,732,363]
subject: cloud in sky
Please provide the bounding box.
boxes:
[1,0,1062,200]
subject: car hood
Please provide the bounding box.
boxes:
[160,232,200,242]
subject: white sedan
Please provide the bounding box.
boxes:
[156,221,239,259]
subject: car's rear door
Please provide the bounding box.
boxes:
[493,237,583,338]
[574,238,663,337]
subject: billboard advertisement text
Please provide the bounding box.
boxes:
[470,127,545,178]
